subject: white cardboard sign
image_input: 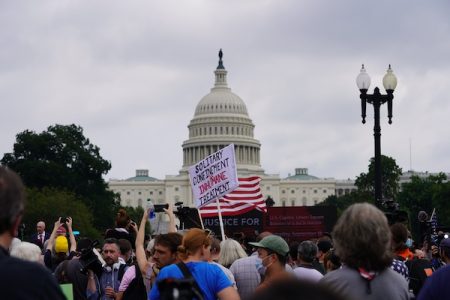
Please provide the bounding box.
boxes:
[189,144,238,208]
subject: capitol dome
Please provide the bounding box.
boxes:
[195,90,248,116]
[181,50,264,175]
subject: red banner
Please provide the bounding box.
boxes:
[264,206,337,242]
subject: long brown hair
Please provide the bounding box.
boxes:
[115,208,130,228]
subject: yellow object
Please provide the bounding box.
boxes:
[55,236,68,253]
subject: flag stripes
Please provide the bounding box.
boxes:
[199,176,266,217]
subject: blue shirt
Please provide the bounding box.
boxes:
[87,264,127,300]
[418,264,450,300]
[149,261,232,300]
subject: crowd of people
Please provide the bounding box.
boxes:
[1,166,450,300]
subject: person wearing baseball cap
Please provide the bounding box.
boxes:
[439,238,450,264]
[249,235,293,293]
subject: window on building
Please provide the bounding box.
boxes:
[282,200,286,207]
[314,190,317,194]
[314,200,318,205]
[150,191,153,195]
[266,186,270,191]
[138,191,141,195]
[291,200,295,206]
[291,190,295,194]
[138,199,142,207]
[175,187,179,192]
[282,190,286,194]
[303,190,306,193]
[159,191,163,195]
[127,191,130,195]
[302,198,307,206]
[323,189,327,193]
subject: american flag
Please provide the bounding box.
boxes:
[199,176,266,217]
[430,208,438,244]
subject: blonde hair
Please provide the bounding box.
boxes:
[218,239,247,268]
[177,228,211,260]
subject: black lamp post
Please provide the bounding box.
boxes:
[356,65,398,207]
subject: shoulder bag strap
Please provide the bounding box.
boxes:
[176,262,204,299]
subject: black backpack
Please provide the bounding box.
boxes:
[122,264,147,300]
[405,258,434,296]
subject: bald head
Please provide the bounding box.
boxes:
[36,221,45,234]
[256,231,272,242]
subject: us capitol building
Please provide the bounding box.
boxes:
[108,51,357,208]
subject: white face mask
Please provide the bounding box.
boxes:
[255,257,266,275]
[255,254,273,275]
[406,238,413,248]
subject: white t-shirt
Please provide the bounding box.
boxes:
[293,266,323,283]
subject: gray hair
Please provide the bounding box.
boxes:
[218,239,248,268]
[332,203,392,271]
[297,240,318,263]
[11,241,42,262]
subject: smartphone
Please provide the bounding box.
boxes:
[154,204,169,213]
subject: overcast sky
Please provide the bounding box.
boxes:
[1,0,449,181]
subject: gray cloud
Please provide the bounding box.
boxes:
[1,0,449,181]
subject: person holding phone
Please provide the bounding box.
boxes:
[105,209,136,249]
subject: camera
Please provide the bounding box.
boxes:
[158,278,203,300]
[381,198,408,225]
[60,217,69,223]
[79,240,105,277]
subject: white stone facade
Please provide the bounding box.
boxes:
[108,52,350,208]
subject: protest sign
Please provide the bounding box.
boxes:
[188,144,238,208]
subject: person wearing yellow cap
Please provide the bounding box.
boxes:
[44,217,77,272]
[55,236,69,254]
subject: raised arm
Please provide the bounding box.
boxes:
[164,203,177,233]
[66,217,77,253]
[135,208,150,274]
[46,218,62,251]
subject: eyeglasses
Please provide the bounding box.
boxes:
[204,229,213,238]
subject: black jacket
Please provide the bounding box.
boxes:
[0,246,66,299]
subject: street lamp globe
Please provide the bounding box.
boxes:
[356,64,371,91]
[383,65,398,92]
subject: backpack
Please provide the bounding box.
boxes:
[118,263,127,281]
[122,264,147,300]
[405,258,434,296]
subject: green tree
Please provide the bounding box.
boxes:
[318,190,373,217]
[1,124,118,231]
[122,206,152,234]
[122,206,145,224]
[397,173,449,241]
[355,155,402,200]
[24,187,100,239]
